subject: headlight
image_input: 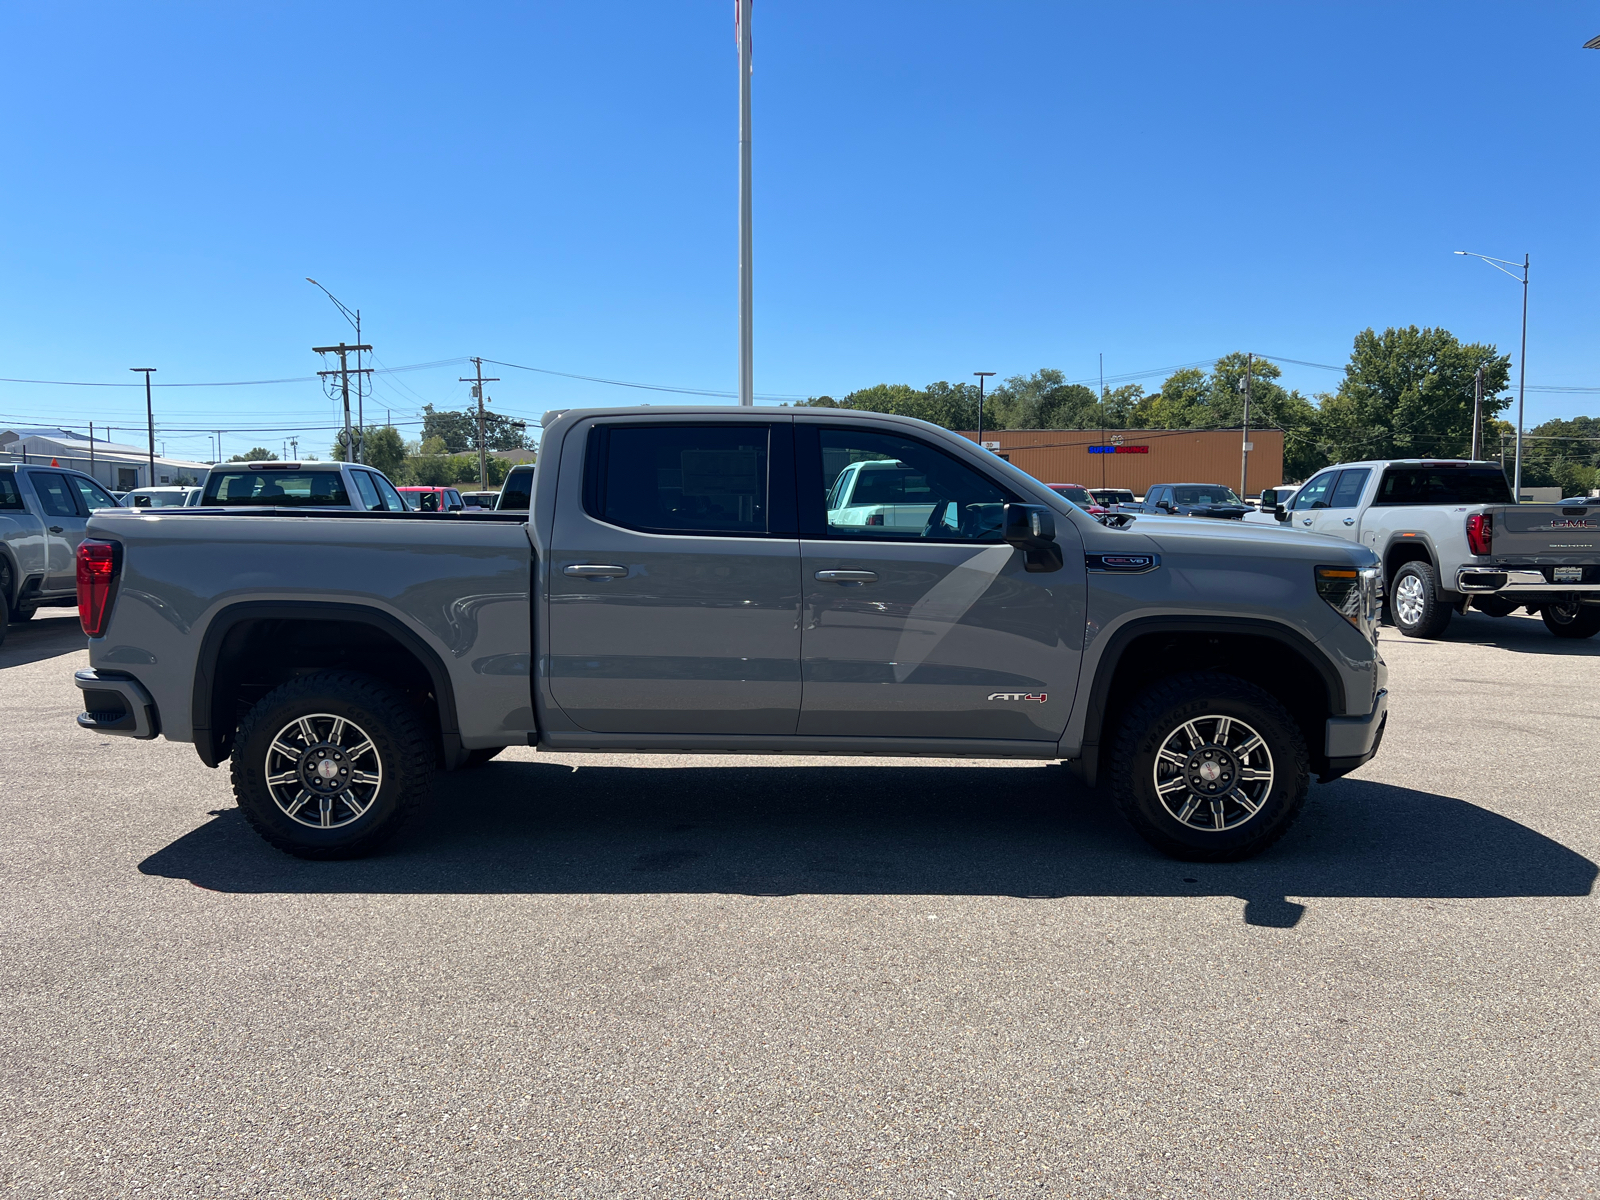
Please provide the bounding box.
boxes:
[1316,565,1383,631]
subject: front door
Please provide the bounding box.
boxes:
[546,418,802,735]
[1307,467,1370,542]
[795,423,1086,742]
[28,472,86,594]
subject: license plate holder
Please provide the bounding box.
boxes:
[1554,566,1583,583]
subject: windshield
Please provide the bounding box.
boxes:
[840,462,933,506]
[203,471,351,507]
[1172,486,1242,506]
[1049,485,1093,507]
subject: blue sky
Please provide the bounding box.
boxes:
[1,1,1597,462]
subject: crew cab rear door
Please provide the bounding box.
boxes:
[794,421,1085,742]
[26,471,86,594]
[546,417,801,735]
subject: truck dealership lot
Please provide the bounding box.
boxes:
[2,612,1597,1197]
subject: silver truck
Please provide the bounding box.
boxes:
[70,407,1389,864]
[0,461,120,642]
[1265,459,1600,639]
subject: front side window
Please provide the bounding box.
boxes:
[1292,472,1337,511]
[68,475,117,513]
[588,425,769,535]
[816,428,1007,541]
[203,471,351,507]
[1328,468,1370,509]
[30,472,78,518]
[370,473,407,512]
[1374,466,1513,507]
[351,471,384,511]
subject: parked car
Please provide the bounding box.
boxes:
[200,461,408,512]
[1091,488,1136,509]
[0,461,120,642]
[1243,484,1299,526]
[1126,483,1251,520]
[119,486,201,509]
[1266,458,1600,639]
[1046,483,1110,515]
[396,485,470,512]
[72,406,1387,865]
[495,464,535,511]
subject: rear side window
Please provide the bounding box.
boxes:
[587,425,769,535]
[203,471,351,507]
[30,472,78,518]
[1374,466,1513,507]
[498,469,534,511]
[0,475,23,511]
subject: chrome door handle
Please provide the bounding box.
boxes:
[1343,517,1355,526]
[815,569,878,584]
[1301,518,1312,526]
[48,525,64,534]
[562,563,628,579]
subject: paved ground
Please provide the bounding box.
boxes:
[1,607,1596,1199]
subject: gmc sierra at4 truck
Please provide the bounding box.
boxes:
[1266,459,1600,639]
[70,407,1388,864]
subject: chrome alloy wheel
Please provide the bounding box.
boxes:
[1393,572,1426,626]
[1152,714,1275,832]
[264,713,383,830]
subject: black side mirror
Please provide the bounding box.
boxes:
[420,492,440,512]
[448,503,463,512]
[1004,503,1063,573]
[1274,505,1290,523]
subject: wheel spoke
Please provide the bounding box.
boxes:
[1210,798,1226,830]
[1213,715,1231,744]
[1239,766,1272,782]
[340,789,368,817]
[1156,775,1188,795]
[269,739,301,763]
[1229,787,1262,816]
[1175,796,1202,824]
[284,790,312,817]
[350,770,381,786]
[266,770,298,787]
[1236,733,1264,758]
[344,738,375,762]
[1157,747,1187,767]
[329,716,347,744]
[296,717,318,744]
[319,795,333,827]
[1181,720,1204,749]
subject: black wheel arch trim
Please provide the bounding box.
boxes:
[191,600,462,770]
[1069,615,1346,788]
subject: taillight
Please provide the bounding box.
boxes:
[1466,513,1492,556]
[76,539,121,637]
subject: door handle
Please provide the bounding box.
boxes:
[1343,517,1355,526]
[815,569,877,584]
[48,525,64,534]
[1301,518,1312,526]
[562,563,628,579]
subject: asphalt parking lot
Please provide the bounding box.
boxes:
[1,608,1596,1199]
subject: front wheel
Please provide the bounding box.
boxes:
[1109,672,1311,862]
[1541,600,1600,639]
[230,671,435,859]
[1390,561,1453,639]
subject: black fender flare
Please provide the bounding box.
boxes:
[1070,615,1344,787]
[191,600,462,769]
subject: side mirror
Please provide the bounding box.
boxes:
[1004,503,1063,573]
[419,492,440,512]
[448,503,464,512]
[1274,505,1290,523]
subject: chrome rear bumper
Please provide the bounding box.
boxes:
[1456,568,1600,594]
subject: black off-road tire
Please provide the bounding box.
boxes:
[1390,561,1453,639]
[460,746,505,768]
[230,671,435,860]
[1109,672,1311,862]
[1541,600,1600,639]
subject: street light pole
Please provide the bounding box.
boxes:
[131,368,156,486]
[1454,250,1529,497]
[973,372,995,447]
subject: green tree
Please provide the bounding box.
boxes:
[361,426,406,478]
[421,404,531,453]
[1317,326,1510,464]
[1518,415,1600,496]
[229,447,278,462]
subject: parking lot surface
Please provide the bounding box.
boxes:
[1,608,1597,1199]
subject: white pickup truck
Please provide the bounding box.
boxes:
[1265,459,1600,639]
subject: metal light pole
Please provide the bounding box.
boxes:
[973,372,995,446]
[308,278,366,461]
[1455,250,1529,497]
[736,0,754,405]
[131,368,156,485]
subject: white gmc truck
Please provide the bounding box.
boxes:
[1265,459,1600,639]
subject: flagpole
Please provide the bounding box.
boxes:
[737,0,754,406]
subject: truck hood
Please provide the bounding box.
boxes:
[1094,512,1379,567]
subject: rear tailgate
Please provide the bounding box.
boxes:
[1488,503,1600,579]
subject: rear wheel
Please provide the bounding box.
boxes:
[1390,561,1453,639]
[1541,600,1600,639]
[230,671,435,859]
[1109,672,1311,862]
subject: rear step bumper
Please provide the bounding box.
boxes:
[74,669,160,739]
[1456,568,1600,594]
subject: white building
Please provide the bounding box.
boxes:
[0,428,212,492]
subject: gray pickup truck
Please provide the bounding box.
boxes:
[71,407,1388,863]
[1,461,120,642]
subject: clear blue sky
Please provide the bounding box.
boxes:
[2,1,1597,462]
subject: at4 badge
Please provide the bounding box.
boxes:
[988,692,1047,702]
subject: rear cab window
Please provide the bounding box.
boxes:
[1374,465,1514,506]
[203,470,351,507]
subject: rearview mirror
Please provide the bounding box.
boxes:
[1003,503,1063,573]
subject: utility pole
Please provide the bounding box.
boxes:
[1472,366,1484,460]
[131,368,156,486]
[1240,354,1253,499]
[1099,352,1106,489]
[290,437,299,461]
[736,0,754,405]
[460,357,500,488]
[973,372,995,447]
[314,342,372,465]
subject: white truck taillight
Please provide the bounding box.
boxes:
[76,539,121,637]
[1465,512,1492,556]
